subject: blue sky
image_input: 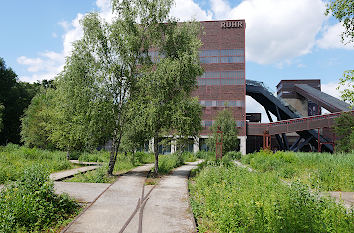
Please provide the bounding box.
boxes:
[1,0,353,119]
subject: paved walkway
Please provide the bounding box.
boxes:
[142,161,200,233]
[64,163,154,233]
[50,166,100,181]
[54,182,111,203]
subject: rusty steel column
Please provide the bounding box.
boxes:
[263,130,271,150]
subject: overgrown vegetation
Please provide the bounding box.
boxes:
[189,164,353,232]
[335,112,354,152]
[0,165,79,232]
[0,144,73,184]
[241,150,354,191]
[206,109,239,153]
[67,151,155,183]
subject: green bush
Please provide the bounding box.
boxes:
[190,165,353,232]
[180,152,197,162]
[157,154,185,175]
[224,151,241,160]
[195,150,215,160]
[0,165,79,232]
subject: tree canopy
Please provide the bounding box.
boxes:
[326,0,354,44]
[48,0,203,175]
[0,104,4,132]
[0,58,39,145]
[207,108,239,155]
[335,112,354,152]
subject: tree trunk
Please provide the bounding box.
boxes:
[66,151,70,160]
[154,135,159,176]
[108,132,124,175]
[108,139,117,175]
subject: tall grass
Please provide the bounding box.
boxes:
[189,164,353,232]
[241,150,354,191]
[0,164,79,232]
[0,144,73,184]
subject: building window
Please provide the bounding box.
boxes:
[200,100,244,107]
[197,71,245,86]
[199,49,245,64]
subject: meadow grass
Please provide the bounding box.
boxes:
[0,144,73,184]
[241,150,354,191]
[189,163,353,233]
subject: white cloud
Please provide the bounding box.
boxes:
[317,23,354,50]
[17,1,113,83]
[216,0,327,64]
[170,0,213,21]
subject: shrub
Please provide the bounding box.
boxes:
[0,164,79,232]
[196,150,215,160]
[157,154,185,175]
[181,152,197,162]
[224,151,241,160]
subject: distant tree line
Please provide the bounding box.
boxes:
[0,58,43,145]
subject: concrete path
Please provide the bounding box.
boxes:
[64,163,154,233]
[54,182,110,203]
[322,191,354,209]
[50,166,100,181]
[70,160,104,166]
[142,161,201,233]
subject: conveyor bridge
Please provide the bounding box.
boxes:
[245,80,352,152]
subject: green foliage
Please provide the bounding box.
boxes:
[68,165,115,183]
[156,153,185,175]
[338,70,354,107]
[241,150,354,191]
[0,164,79,232]
[0,103,3,132]
[190,165,353,233]
[0,57,40,145]
[195,150,215,160]
[0,144,73,184]
[206,109,239,154]
[224,151,242,160]
[326,0,354,44]
[180,151,197,162]
[335,112,354,152]
[129,18,203,174]
[21,88,56,149]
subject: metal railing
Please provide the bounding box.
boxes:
[247,110,354,136]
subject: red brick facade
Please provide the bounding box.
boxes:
[192,20,246,136]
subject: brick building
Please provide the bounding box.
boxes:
[192,20,247,154]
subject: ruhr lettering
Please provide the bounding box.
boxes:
[221,21,243,29]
